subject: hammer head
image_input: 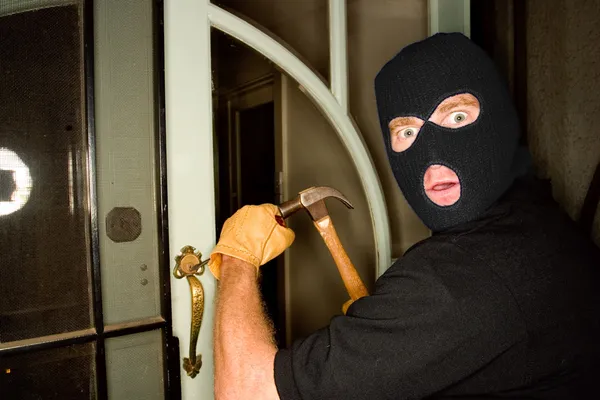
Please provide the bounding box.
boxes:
[279,186,354,221]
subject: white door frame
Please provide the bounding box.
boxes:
[428,0,471,37]
[164,1,217,398]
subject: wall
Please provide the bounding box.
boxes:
[526,0,600,245]
[215,0,429,341]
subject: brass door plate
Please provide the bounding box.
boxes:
[106,207,142,242]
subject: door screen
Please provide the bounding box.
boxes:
[0,2,177,399]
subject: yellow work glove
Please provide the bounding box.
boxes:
[208,204,295,279]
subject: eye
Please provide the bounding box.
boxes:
[451,112,468,124]
[428,93,481,128]
[388,116,424,152]
[399,127,418,139]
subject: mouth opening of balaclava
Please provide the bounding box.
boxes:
[375,32,523,232]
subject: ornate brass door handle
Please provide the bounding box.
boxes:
[173,245,209,379]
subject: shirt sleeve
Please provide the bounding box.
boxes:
[273,241,525,400]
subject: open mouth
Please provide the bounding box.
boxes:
[423,165,461,206]
[431,182,458,191]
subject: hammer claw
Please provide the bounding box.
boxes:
[278,185,369,314]
[300,186,354,210]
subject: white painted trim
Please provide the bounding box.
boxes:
[280,75,293,347]
[428,0,440,36]
[463,0,471,38]
[328,0,349,113]
[428,0,471,38]
[208,4,392,277]
[164,0,216,397]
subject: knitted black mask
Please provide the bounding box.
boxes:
[375,33,522,232]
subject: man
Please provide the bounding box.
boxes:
[208,33,600,399]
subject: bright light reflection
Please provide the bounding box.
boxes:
[0,148,33,216]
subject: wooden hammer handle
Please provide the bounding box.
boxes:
[313,216,369,303]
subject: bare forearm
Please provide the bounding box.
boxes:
[214,256,279,399]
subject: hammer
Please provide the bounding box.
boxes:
[278,186,369,314]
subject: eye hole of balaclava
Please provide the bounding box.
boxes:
[388,92,481,207]
[374,33,521,232]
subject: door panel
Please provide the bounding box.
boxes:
[105,330,165,399]
[0,1,178,398]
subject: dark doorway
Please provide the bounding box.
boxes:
[212,27,286,346]
[238,103,276,207]
[215,99,284,345]
[237,102,282,344]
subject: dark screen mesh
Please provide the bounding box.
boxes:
[0,343,96,399]
[0,5,93,342]
[0,3,169,399]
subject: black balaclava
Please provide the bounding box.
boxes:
[375,32,524,232]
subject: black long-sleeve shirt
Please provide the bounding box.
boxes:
[274,177,600,399]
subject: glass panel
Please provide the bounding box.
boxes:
[213,0,329,83]
[0,343,96,400]
[105,330,164,400]
[0,3,93,343]
[94,0,162,324]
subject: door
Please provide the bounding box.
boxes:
[1,1,178,399]
[165,1,392,398]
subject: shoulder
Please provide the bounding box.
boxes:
[378,237,485,294]
[371,236,522,323]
